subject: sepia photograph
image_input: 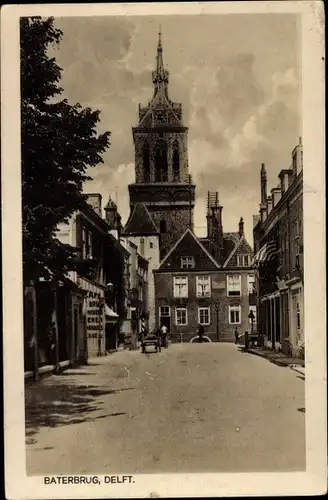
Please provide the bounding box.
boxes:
[2,2,326,499]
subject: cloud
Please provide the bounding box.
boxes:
[51,15,301,246]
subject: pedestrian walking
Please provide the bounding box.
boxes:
[197,324,204,343]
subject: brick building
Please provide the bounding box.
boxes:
[154,195,256,343]
[253,138,304,358]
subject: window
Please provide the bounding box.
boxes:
[172,140,180,181]
[198,307,210,325]
[196,276,211,297]
[159,306,170,317]
[227,275,241,296]
[296,302,300,330]
[175,306,187,326]
[181,256,195,269]
[149,241,154,249]
[229,305,241,324]
[143,141,150,182]
[82,227,87,259]
[155,140,168,182]
[237,254,250,267]
[247,275,255,295]
[86,231,92,259]
[173,276,188,298]
[140,238,145,256]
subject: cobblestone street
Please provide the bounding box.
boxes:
[25,343,305,475]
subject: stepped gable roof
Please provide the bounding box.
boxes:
[158,228,220,271]
[122,203,159,236]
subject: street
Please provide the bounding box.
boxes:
[26,343,305,475]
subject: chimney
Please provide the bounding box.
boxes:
[86,193,102,217]
[267,196,273,214]
[271,187,282,207]
[253,214,260,228]
[260,163,267,206]
[238,217,244,237]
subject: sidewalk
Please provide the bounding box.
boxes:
[242,346,305,377]
[24,347,127,381]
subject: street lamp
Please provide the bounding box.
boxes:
[248,310,255,334]
[214,301,220,342]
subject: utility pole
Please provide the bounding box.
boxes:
[188,174,192,229]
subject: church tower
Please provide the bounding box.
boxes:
[128,29,196,260]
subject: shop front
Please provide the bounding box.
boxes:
[289,282,304,357]
[78,278,106,357]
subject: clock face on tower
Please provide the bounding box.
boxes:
[155,110,167,124]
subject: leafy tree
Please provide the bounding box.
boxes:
[21,17,111,283]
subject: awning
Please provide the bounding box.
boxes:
[251,241,277,268]
[105,305,119,322]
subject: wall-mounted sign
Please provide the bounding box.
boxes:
[84,290,105,339]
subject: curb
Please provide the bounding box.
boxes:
[246,348,305,371]
[290,365,305,377]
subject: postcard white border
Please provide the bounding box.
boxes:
[1,2,326,499]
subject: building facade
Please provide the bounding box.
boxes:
[122,203,160,331]
[154,209,255,343]
[120,236,149,347]
[126,30,195,261]
[253,138,304,358]
[57,194,129,358]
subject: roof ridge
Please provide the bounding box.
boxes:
[122,202,159,235]
[159,227,220,269]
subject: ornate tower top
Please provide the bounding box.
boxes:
[152,26,169,99]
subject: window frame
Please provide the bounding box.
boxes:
[198,306,210,326]
[81,227,87,259]
[159,305,171,317]
[86,230,92,259]
[237,254,250,267]
[196,275,211,297]
[227,274,242,297]
[180,256,195,269]
[229,305,241,325]
[247,274,255,295]
[173,276,188,298]
[175,306,188,326]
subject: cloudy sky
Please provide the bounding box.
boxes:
[51,14,301,244]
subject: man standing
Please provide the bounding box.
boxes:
[234,327,239,344]
[160,323,168,348]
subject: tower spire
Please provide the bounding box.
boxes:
[152,26,169,97]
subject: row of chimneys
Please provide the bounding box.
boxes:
[260,137,303,223]
[206,191,245,241]
[85,193,122,233]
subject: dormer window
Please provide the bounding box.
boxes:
[237,254,251,267]
[181,256,195,269]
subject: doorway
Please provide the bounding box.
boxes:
[159,306,171,333]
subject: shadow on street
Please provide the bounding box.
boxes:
[25,375,133,444]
